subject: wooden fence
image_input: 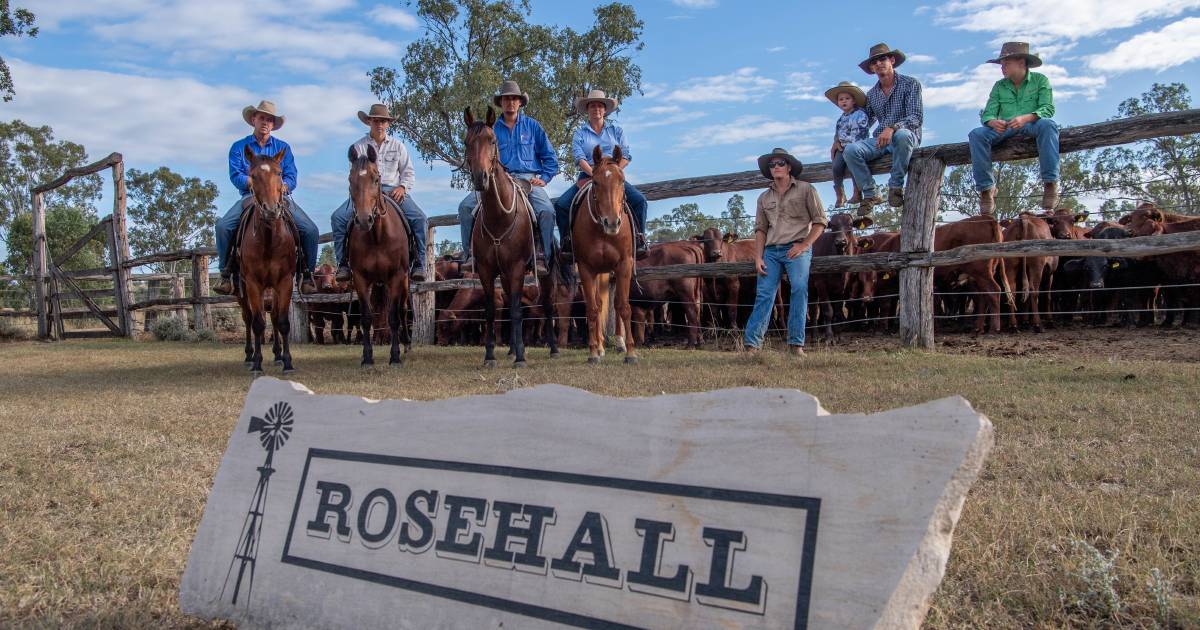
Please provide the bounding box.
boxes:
[18,109,1200,348]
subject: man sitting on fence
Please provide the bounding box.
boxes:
[213,100,320,295]
[968,42,1060,215]
[456,80,559,275]
[743,148,827,357]
[839,43,924,216]
[330,104,429,283]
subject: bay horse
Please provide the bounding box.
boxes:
[573,145,637,364]
[347,144,411,366]
[463,106,560,368]
[237,147,297,373]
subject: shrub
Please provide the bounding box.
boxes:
[0,317,30,341]
[149,316,192,341]
[191,328,218,343]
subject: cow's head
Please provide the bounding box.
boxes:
[1124,202,1165,236]
[698,227,724,261]
[1042,209,1088,239]
[826,213,858,254]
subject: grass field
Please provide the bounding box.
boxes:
[2,337,1199,628]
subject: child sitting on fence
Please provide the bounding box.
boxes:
[825,81,869,208]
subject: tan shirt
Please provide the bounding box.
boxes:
[754,178,828,246]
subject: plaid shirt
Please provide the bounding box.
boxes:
[864,72,923,144]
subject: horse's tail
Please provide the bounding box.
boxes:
[597,272,611,341]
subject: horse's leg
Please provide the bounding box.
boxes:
[353,275,374,366]
[275,280,295,373]
[399,275,412,354]
[386,275,402,366]
[509,270,527,367]
[616,261,638,364]
[272,326,283,365]
[578,267,600,363]
[481,269,498,369]
[240,300,253,366]
[542,274,559,358]
[596,273,611,357]
[245,284,266,374]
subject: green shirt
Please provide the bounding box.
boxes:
[980,70,1054,124]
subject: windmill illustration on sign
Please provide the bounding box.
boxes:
[221,401,294,606]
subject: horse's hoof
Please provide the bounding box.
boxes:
[361,360,374,367]
[251,369,264,376]
[483,359,497,369]
[389,359,404,367]
[243,361,253,367]
[549,351,560,359]
[587,356,600,365]
[624,356,639,365]
[282,367,296,374]
[273,359,284,366]
[513,361,528,369]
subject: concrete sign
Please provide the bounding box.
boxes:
[181,378,992,629]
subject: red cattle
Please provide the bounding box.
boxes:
[631,240,705,347]
[934,216,1015,334]
[853,231,901,331]
[808,213,870,341]
[1124,203,1200,327]
[310,263,350,344]
[999,212,1058,332]
[696,228,759,330]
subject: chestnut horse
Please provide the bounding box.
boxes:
[237,147,297,373]
[573,145,637,364]
[347,144,411,366]
[463,106,560,368]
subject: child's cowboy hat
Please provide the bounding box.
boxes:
[824,81,867,108]
[242,100,285,130]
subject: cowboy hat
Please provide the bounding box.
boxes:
[858,42,907,74]
[574,89,619,116]
[242,100,285,130]
[757,148,803,179]
[987,41,1043,68]
[357,103,395,125]
[824,81,867,108]
[492,80,529,107]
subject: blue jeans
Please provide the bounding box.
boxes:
[216,194,319,273]
[554,177,648,245]
[831,150,848,190]
[968,118,1060,191]
[842,128,918,200]
[743,245,812,348]
[331,186,428,270]
[457,173,556,258]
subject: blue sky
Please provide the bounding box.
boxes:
[3,0,1199,256]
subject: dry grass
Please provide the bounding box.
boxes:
[1,339,1198,628]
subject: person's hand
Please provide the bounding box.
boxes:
[876,126,894,149]
[389,186,406,202]
[755,257,767,275]
[530,176,546,187]
[1007,114,1031,130]
[830,140,842,160]
[787,241,811,259]
[987,119,1008,133]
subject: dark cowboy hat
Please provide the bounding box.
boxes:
[823,81,867,108]
[357,103,395,125]
[858,42,907,74]
[987,41,1043,68]
[492,80,529,107]
[757,148,803,179]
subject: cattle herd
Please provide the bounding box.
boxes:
[303,202,1199,348]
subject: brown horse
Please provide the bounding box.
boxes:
[347,144,411,366]
[572,145,637,364]
[463,106,560,368]
[237,147,297,373]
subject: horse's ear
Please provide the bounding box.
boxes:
[612,145,623,163]
[485,105,496,127]
[272,149,286,166]
[366,144,377,163]
[463,107,474,126]
[593,144,603,166]
[347,145,358,163]
[243,145,255,164]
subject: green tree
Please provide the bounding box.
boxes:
[125,167,218,274]
[369,0,643,186]
[722,193,752,237]
[1,2,37,102]
[318,244,336,268]
[646,202,719,242]
[940,152,1093,221]
[0,120,103,241]
[434,238,462,256]
[1092,82,1199,217]
[5,205,103,274]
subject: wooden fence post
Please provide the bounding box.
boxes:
[191,254,211,331]
[109,160,135,337]
[31,192,49,340]
[289,298,308,344]
[898,156,945,349]
[412,225,437,345]
[171,275,188,321]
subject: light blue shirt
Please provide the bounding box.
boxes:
[228,135,297,196]
[494,113,558,183]
[572,121,632,174]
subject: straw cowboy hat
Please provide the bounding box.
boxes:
[242,100,285,130]
[824,81,867,108]
[357,103,395,125]
[492,80,529,107]
[858,42,907,74]
[757,147,803,179]
[987,41,1043,68]
[574,89,619,116]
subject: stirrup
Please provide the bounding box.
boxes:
[335,264,352,282]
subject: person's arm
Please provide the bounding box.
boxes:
[981,80,1002,124]
[280,144,298,194]
[616,126,631,169]
[396,142,416,193]
[571,128,589,176]
[533,123,559,185]
[789,186,827,258]
[577,159,593,177]
[754,200,769,274]
[898,77,923,132]
[228,141,249,193]
[1033,73,1055,120]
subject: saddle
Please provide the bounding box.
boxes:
[229,199,305,282]
[380,194,420,261]
[567,180,633,237]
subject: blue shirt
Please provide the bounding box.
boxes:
[494,113,558,183]
[228,134,298,196]
[835,109,870,146]
[572,121,631,175]
[864,73,924,144]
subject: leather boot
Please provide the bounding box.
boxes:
[849,183,862,204]
[979,188,995,215]
[212,272,234,296]
[856,195,878,217]
[335,263,352,282]
[833,186,846,208]
[1042,181,1059,211]
[299,273,317,295]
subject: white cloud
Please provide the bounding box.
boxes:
[368,5,420,30]
[1086,17,1200,73]
[767,46,787,53]
[782,72,828,102]
[677,115,833,149]
[921,63,1106,110]
[906,53,937,63]
[665,67,777,103]
[671,0,717,7]
[934,0,1200,41]
[620,107,705,132]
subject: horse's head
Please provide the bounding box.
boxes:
[463,106,498,192]
[245,146,288,221]
[348,144,383,231]
[590,145,626,236]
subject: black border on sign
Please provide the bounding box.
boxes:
[281,448,820,630]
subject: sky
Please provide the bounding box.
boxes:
[2,0,1199,258]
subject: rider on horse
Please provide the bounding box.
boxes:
[330,103,429,283]
[213,100,320,295]
[456,80,559,275]
[554,89,648,263]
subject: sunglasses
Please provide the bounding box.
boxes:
[768,160,789,168]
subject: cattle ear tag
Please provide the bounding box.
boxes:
[882,273,891,279]
[1111,262,1121,269]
